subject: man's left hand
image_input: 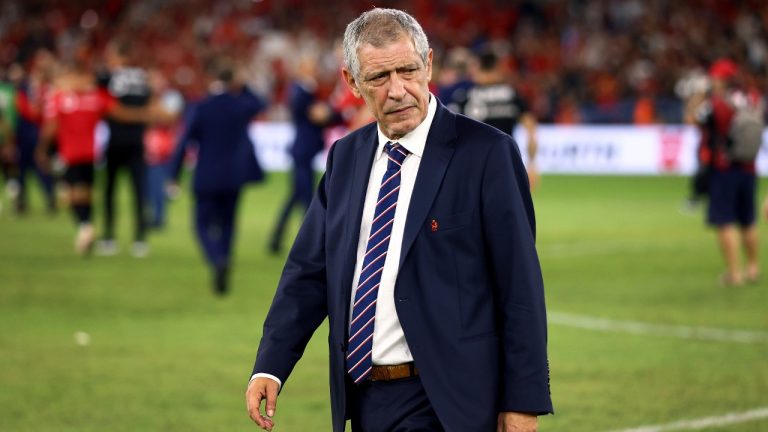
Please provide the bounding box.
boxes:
[497,412,538,432]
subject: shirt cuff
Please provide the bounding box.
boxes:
[250,373,282,391]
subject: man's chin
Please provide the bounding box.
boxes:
[382,122,418,139]
[381,113,426,137]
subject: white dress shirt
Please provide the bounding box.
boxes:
[350,94,437,365]
[251,95,438,387]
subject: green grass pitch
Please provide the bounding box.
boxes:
[1,172,766,431]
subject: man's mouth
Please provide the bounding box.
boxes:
[386,105,414,115]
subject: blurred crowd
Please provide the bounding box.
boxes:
[1,0,767,125]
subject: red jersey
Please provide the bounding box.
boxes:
[144,126,176,165]
[44,88,115,164]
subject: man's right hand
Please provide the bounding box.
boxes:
[246,377,280,431]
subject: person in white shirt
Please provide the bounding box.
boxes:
[246,8,552,432]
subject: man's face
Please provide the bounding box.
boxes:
[343,36,433,140]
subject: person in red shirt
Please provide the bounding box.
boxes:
[693,59,763,286]
[36,60,165,255]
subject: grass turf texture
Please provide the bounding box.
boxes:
[1,173,766,431]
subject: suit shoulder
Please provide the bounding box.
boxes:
[193,97,217,113]
[331,121,377,153]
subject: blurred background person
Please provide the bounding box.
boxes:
[439,47,473,114]
[268,53,334,254]
[13,49,58,215]
[679,66,713,211]
[690,58,764,286]
[449,49,540,189]
[36,43,168,256]
[0,64,20,209]
[0,105,12,162]
[96,40,152,258]
[170,63,267,296]
[143,68,183,231]
[0,102,13,216]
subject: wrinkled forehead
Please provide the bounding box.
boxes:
[357,37,422,71]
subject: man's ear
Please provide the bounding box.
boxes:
[426,49,434,82]
[342,68,361,98]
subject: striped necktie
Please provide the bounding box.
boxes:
[346,142,410,384]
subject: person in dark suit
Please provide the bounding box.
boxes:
[268,55,330,254]
[170,66,266,295]
[246,8,551,432]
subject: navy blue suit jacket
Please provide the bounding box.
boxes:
[288,82,325,163]
[254,100,552,431]
[172,87,265,194]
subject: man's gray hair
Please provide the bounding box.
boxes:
[343,8,430,80]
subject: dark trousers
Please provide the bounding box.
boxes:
[146,162,168,228]
[350,376,444,432]
[103,143,147,242]
[269,157,314,250]
[17,141,55,211]
[194,190,240,268]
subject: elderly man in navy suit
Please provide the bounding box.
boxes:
[246,8,552,431]
[171,66,266,295]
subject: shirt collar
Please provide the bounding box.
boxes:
[375,93,437,160]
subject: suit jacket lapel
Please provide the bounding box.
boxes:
[399,103,457,269]
[341,126,378,324]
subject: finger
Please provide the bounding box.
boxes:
[265,380,279,418]
[246,385,267,427]
[246,383,275,431]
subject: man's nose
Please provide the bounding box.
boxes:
[387,73,406,100]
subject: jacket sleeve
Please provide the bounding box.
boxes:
[169,106,199,182]
[242,86,267,118]
[480,136,553,414]
[251,142,335,387]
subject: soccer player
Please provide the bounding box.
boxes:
[37,57,165,256]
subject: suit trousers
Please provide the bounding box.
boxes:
[194,189,240,268]
[17,138,56,212]
[269,156,315,250]
[349,375,444,432]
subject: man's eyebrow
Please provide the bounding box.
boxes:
[365,71,387,80]
[397,64,420,71]
[364,63,420,79]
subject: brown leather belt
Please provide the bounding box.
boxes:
[369,362,419,381]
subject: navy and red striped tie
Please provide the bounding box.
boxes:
[347,142,410,384]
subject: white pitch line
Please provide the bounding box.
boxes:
[606,407,768,432]
[548,311,768,344]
